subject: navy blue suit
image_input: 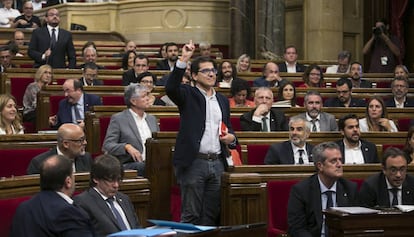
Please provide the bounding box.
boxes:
[121,69,139,86]
[264,141,313,164]
[55,93,102,128]
[385,97,414,107]
[156,59,171,70]
[324,97,366,107]
[10,191,94,237]
[253,77,287,87]
[278,62,306,73]
[28,26,76,68]
[335,139,379,164]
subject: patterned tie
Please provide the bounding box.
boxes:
[391,188,399,206]
[106,198,128,230]
[73,104,82,121]
[262,117,268,132]
[50,28,56,49]
[311,119,317,132]
[298,149,304,164]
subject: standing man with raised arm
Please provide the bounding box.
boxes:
[165,40,236,225]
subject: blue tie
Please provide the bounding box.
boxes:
[106,198,128,230]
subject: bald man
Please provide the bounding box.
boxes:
[27,123,93,174]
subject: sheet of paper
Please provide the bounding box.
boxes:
[330,206,380,214]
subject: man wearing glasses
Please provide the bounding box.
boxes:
[359,147,414,207]
[324,76,366,108]
[12,1,41,29]
[385,76,414,108]
[27,123,93,174]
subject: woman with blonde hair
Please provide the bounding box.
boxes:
[0,94,23,134]
[359,96,398,132]
[23,64,52,122]
[394,64,410,80]
[236,54,251,73]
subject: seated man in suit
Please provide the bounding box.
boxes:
[253,62,287,87]
[291,90,338,132]
[79,45,105,69]
[74,154,140,236]
[335,114,378,164]
[79,62,103,86]
[385,76,414,108]
[103,83,159,176]
[278,45,306,73]
[240,87,288,132]
[348,62,372,88]
[325,50,351,74]
[122,54,150,86]
[359,147,414,207]
[155,42,178,71]
[49,78,102,129]
[288,142,358,237]
[324,76,366,107]
[11,155,94,237]
[264,117,313,164]
[27,123,93,174]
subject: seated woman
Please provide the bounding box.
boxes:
[160,73,192,106]
[22,64,52,123]
[121,50,137,71]
[298,64,325,88]
[137,72,165,106]
[359,96,398,132]
[236,54,251,73]
[229,78,254,108]
[394,64,410,80]
[403,126,414,164]
[276,81,299,107]
[0,94,23,134]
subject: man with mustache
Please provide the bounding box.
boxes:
[348,62,372,88]
[156,42,179,71]
[216,60,245,88]
[359,147,414,207]
[335,114,378,164]
[291,90,338,132]
[324,77,366,107]
[385,76,414,108]
[264,117,313,164]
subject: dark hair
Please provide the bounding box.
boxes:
[83,62,98,71]
[365,96,387,131]
[312,142,341,169]
[230,79,251,97]
[277,81,297,106]
[90,154,124,187]
[336,76,353,90]
[217,61,237,83]
[190,56,216,75]
[304,90,322,104]
[403,126,414,163]
[73,79,84,91]
[134,53,149,66]
[165,42,178,52]
[302,64,324,87]
[338,114,359,131]
[122,50,137,70]
[382,147,409,166]
[6,41,18,55]
[137,71,157,84]
[391,76,409,88]
[40,155,73,191]
[284,45,297,54]
[158,42,168,58]
[0,45,10,52]
[337,51,352,61]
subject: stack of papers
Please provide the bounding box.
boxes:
[108,228,175,237]
[148,219,216,233]
[330,206,380,214]
[395,205,414,212]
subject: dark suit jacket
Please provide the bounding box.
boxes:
[240,108,288,132]
[291,112,338,131]
[28,26,76,68]
[27,147,93,174]
[10,191,94,237]
[385,97,414,107]
[359,172,414,208]
[121,69,139,86]
[253,76,287,87]
[278,62,306,73]
[79,77,103,86]
[165,65,236,169]
[288,174,358,237]
[55,93,102,128]
[264,141,313,164]
[73,188,140,237]
[324,97,366,107]
[335,139,379,164]
[156,59,171,70]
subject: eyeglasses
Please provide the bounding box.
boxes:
[387,166,407,174]
[393,85,407,88]
[198,68,217,75]
[140,80,153,84]
[65,137,86,144]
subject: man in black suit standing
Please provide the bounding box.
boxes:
[11,155,94,237]
[74,154,140,237]
[28,8,76,68]
[278,45,306,73]
[385,76,414,108]
[240,87,288,132]
[335,114,378,164]
[288,142,358,237]
[359,147,414,207]
[264,117,313,164]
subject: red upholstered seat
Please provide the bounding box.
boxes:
[375,81,391,88]
[159,117,180,131]
[49,95,65,115]
[397,118,412,131]
[170,185,181,222]
[102,79,122,86]
[0,196,31,237]
[10,77,35,106]
[0,148,49,177]
[230,117,241,131]
[246,144,270,165]
[383,144,404,152]
[267,180,299,236]
[102,96,125,105]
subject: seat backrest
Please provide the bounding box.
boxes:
[0,148,49,177]
[246,144,270,165]
[267,180,300,235]
[0,196,31,237]
[10,77,34,106]
[102,79,122,86]
[397,118,412,131]
[102,96,125,105]
[49,95,65,115]
[99,116,111,149]
[159,117,180,131]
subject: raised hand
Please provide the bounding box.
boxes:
[181,40,195,62]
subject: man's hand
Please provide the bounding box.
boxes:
[180,40,195,62]
[125,144,143,162]
[48,115,57,126]
[253,104,270,117]
[219,133,236,145]
[44,48,52,57]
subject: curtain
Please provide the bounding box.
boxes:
[390,0,408,63]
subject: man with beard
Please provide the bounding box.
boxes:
[12,1,41,29]
[253,62,287,87]
[27,123,93,174]
[324,77,366,107]
[264,117,313,164]
[348,62,372,88]
[335,114,378,164]
[216,60,245,88]
[291,90,338,132]
[49,78,102,129]
[156,42,179,71]
[359,147,414,207]
[385,76,414,108]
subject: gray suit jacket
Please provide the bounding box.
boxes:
[73,188,140,237]
[102,109,159,164]
[291,112,338,131]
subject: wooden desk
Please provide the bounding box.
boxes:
[325,209,414,236]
